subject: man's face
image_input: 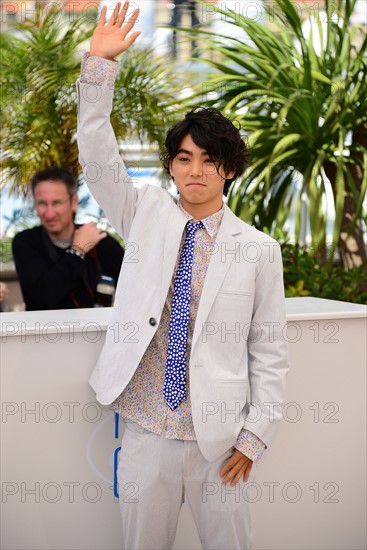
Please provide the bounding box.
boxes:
[34,180,78,239]
[169,134,234,218]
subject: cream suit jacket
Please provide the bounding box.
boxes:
[77,80,289,462]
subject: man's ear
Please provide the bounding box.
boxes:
[225,170,235,180]
[169,160,174,178]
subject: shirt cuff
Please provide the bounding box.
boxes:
[234,429,266,462]
[80,52,118,88]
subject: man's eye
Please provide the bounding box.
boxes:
[204,158,215,164]
[178,157,189,162]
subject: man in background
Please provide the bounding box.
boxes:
[12,167,124,310]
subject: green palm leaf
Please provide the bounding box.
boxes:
[1,8,184,195]
[186,0,366,267]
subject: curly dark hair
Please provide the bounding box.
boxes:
[160,107,249,196]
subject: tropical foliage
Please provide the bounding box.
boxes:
[277,230,367,303]
[190,0,367,268]
[0,7,183,196]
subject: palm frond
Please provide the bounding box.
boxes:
[1,9,184,195]
[184,0,366,265]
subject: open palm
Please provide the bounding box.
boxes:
[90,1,140,60]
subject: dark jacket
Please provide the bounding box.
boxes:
[12,225,124,310]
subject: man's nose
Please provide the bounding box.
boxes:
[190,160,203,177]
[44,205,56,217]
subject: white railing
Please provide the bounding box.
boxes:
[1,297,366,550]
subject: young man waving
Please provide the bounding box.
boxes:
[77,3,289,548]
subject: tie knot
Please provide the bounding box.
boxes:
[186,220,203,235]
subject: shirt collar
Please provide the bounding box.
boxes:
[178,201,224,239]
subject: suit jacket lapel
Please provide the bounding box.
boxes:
[192,205,243,350]
[160,202,188,304]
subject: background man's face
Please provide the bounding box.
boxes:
[169,134,234,217]
[34,180,78,239]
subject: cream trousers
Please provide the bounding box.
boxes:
[117,421,255,550]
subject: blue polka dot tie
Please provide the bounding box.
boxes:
[164,220,203,410]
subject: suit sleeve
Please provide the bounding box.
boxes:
[242,241,289,447]
[77,54,143,241]
[12,231,86,310]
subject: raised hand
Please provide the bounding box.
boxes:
[90,1,140,60]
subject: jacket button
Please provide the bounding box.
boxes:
[149,317,157,326]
